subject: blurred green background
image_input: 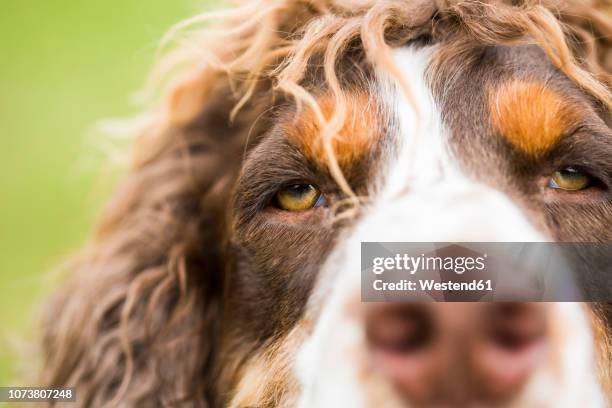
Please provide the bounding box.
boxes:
[0,0,212,386]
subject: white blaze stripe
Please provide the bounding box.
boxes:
[379,46,450,197]
[295,47,604,407]
[367,46,544,243]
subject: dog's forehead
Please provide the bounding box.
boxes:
[280,92,382,168]
[436,44,590,139]
[420,43,600,185]
[267,43,593,173]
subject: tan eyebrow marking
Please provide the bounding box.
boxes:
[489,80,582,157]
[283,91,379,167]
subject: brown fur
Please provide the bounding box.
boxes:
[284,92,380,167]
[489,80,583,156]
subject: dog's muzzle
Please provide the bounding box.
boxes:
[296,180,605,407]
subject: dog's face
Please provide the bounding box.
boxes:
[41,1,612,407]
[223,42,611,406]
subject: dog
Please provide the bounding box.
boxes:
[41,0,612,406]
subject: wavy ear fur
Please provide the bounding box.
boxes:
[557,0,612,393]
[40,74,271,406]
[39,0,316,403]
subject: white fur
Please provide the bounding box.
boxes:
[296,47,605,407]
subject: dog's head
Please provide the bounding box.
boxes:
[42,0,612,406]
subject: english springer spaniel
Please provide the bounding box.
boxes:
[42,0,611,406]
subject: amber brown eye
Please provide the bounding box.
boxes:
[274,184,324,211]
[548,167,593,191]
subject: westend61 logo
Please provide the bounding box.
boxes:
[360,242,612,302]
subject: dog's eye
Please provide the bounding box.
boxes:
[548,167,593,191]
[274,184,324,211]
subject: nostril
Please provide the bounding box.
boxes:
[366,304,433,354]
[473,303,548,404]
[488,303,547,352]
[365,304,438,405]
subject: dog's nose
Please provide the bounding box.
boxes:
[365,303,547,406]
